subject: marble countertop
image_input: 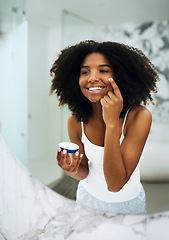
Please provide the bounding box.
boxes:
[0,135,169,240]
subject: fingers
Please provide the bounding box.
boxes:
[109,77,122,99]
[100,77,122,106]
[57,148,62,166]
[100,96,107,105]
[71,151,83,171]
[61,149,71,166]
[56,148,83,173]
[73,151,83,165]
[57,147,62,160]
[100,77,123,116]
[57,148,69,167]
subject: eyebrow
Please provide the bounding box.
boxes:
[81,64,111,69]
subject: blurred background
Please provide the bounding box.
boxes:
[0,0,169,213]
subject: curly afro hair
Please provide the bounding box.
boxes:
[50,40,159,123]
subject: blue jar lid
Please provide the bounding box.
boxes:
[58,142,79,153]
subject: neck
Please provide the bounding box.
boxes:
[91,102,104,122]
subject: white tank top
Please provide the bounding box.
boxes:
[80,109,142,203]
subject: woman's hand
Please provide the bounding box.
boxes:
[100,78,123,126]
[57,148,83,175]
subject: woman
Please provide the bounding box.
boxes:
[50,40,159,214]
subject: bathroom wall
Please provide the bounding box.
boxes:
[0,22,27,166]
[27,22,49,160]
[27,21,63,159]
[26,10,64,185]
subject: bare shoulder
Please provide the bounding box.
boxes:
[129,105,152,123]
[68,114,81,140]
[68,113,78,126]
[126,106,152,136]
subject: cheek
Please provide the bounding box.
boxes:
[79,77,86,88]
[104,80,112,91]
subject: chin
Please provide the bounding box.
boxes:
[89,97,102,103]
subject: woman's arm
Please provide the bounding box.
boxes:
[57,114,89,180]
[101,79,152,192]
[104,107,152,192]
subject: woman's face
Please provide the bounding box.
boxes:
[79,52,114,103]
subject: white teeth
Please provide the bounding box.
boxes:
[88,87,103,91]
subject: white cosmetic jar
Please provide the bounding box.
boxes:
[58,142,79,153]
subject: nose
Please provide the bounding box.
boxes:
[88,74,99,82]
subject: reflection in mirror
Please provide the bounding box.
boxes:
[0,0,169,215]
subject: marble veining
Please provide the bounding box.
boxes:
[0,134,169,240]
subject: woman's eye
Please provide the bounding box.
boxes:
[100,69,109,73]
[81,71,89,75]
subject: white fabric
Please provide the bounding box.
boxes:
[80,110,142,202]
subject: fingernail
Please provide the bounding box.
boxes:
[109,77,114,81]
[80,154,83,158]
[75,151,79,156]
[63,149,67,154]
[58,148,61,152]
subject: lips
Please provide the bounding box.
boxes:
[86,86,105,91]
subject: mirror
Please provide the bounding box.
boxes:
[0,0,169,214]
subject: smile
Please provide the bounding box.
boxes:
[87,86,105,91]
